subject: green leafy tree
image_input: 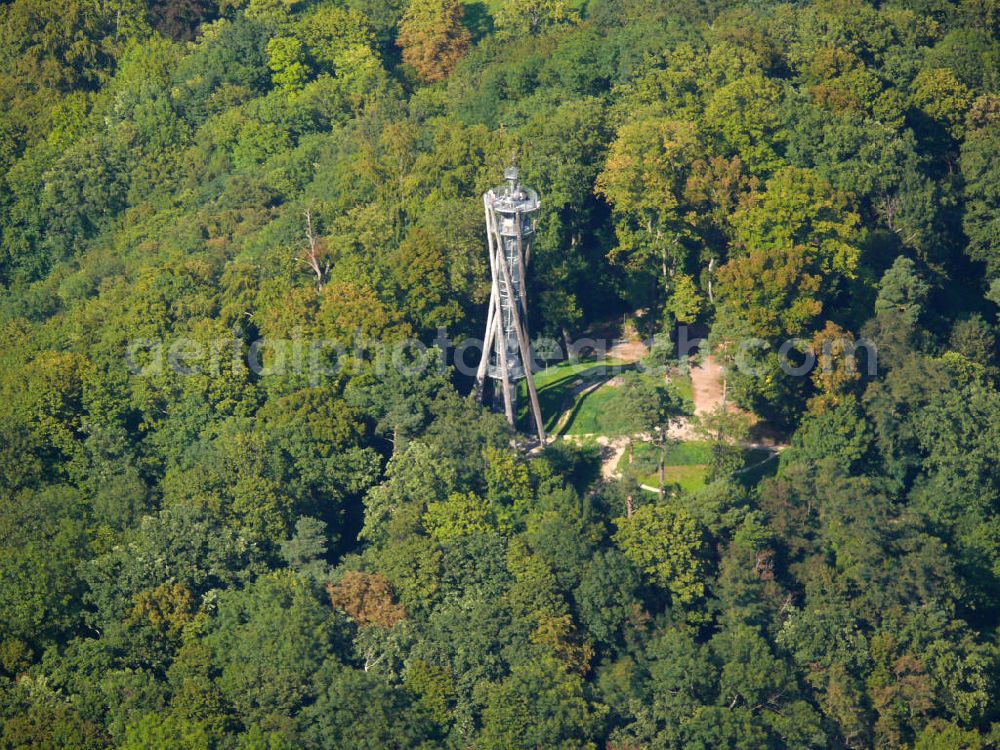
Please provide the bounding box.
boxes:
[695,404,752,481]
[0,677,108,749]
[910,67,974,140]
[714,244,823,340]
[704,72,787,175]
[205,571,347,725]
[494,0,580,38]
[596,117,702,318]
[664,272,704,324]
[874,256,930,329]
[281,516,330,578]
[730,166,861,279]
[0,485,90,650]
[120,712,216,750]
[960,96,1000,277]
[424,491,495,542]
[266,36,309,90]
[573,549,642,645]
[613,502,707,606]
[299,663,440,749]
[292,5,376,73]
[478,654,605,750]
[618,372,684,495]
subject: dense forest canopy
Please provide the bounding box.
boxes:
[0,0,998,747]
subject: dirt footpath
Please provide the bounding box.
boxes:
[689,354,726,415]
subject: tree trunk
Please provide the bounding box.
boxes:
[658,445,665,500]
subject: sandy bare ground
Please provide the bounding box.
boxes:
[558,434,631,480]
[607,339,648,363]
[598,436,630,480]
[689,354,726,415]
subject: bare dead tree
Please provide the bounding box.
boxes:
[300,209,330,291]
[875,193,919,246]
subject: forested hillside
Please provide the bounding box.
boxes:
[0,0,998,747]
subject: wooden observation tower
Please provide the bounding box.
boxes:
[475,167,546,442]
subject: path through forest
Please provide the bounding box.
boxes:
[690,354,726,415]
[547,345,781,484]
[572,352,784,483]
[558,353,730,479]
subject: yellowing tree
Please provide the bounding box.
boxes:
[493,0,580,38]
[397,0,471,83]
[715,244,823,340]
[730,166,861,279]
[327,571,406,628]
[911,68,974,139]
[810,320,862,409]
[266,36,308,89]
[595,117,702,303]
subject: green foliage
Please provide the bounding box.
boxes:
[614,502,707,606]
[664,272,703,323]
[300,663,440,748]
[205,571,346,724]
[266,36,308,90]
[0,486,90,648]
[960,95,1000,276]
[0,0,998,746]
[477,654,605,749]
[281,516,330,578]
[730,166,861,278]
[493,0,580,39]
[573,548,641,644]
[875,255,930,328]
[424,491,494,541]
[120,712,215,750]
[704,72,787,175]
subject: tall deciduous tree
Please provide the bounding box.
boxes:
[730,166,861,279]
[397,0,471,83]
[613,502,706,607]
[596,117,702,318]
[715,245,823,340]
[493,0,580,38]
[960,96,1000,278]
[618,372,684,497]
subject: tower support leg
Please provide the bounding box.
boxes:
[489,208,546,443]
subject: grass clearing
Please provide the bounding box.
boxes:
[640,465,709,493]
[561,386,635,436]
[621,441,711,493]
[668,369,694,406]
[558,368,686,438]
[618,440,776,493]
[518,357,630,432]
[517,357,694,437]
